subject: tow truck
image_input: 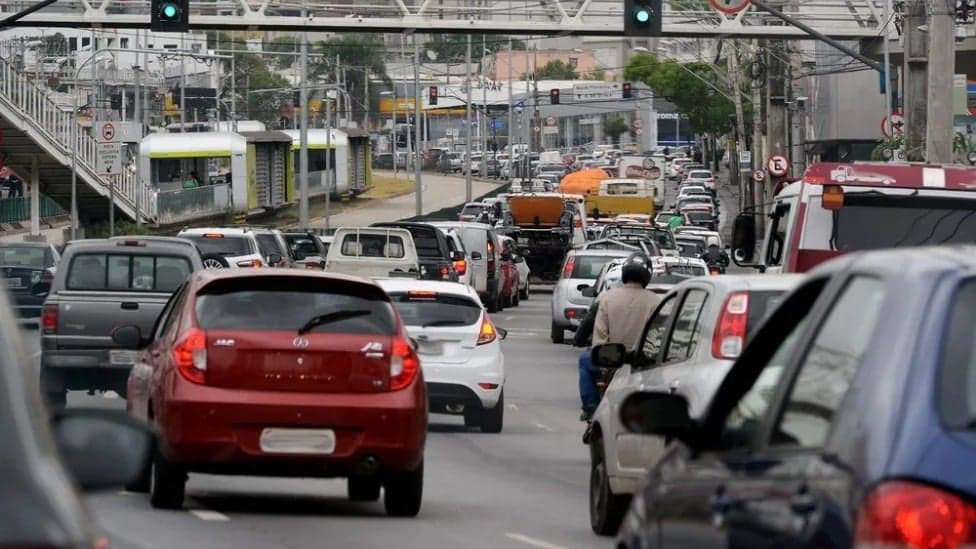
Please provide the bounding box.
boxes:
[732,162,976,273]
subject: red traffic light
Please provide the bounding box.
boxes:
[428,86,438,105]
[622,82,632,99]
[550,88,560,105]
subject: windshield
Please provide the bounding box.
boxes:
[688,171,712,179]
[609,227,675,249]
[184,235,253,257]
[571,255,620,279]
[284,235,322,256]
[801,192,976,251]
[388,292,482,326]
[677,241,705,257]
[196,278,395,334]
[0,246,49,267]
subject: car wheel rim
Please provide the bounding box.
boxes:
[203,258,224,269]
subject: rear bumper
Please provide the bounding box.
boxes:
[156,379,428,475]
[40,349,132,391]
[422,353,504,411]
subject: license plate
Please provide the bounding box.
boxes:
[260,428,336,455]
[3,278,22,289]
[417,341,443,356]
[109,350,139,365]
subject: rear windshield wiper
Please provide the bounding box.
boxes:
[422,319,469,328]
[298,310,371,335]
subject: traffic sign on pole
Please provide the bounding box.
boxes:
[709,0,750,15]
[96,143,123,175]
[881,112,905,138]
[98,122,117,143]
[767,154,790,177]
[753,169,765,182]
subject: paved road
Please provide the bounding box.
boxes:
[21,295,599,549]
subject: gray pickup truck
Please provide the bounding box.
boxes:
[39,237,203,408]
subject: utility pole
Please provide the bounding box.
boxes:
[766,40,788,170]
[465,34,473,202]
[482,35,488,164]
[134,64,142,226]
[298,7,309,227]
[752,40,766,234]
[903,0,928,160]
[727,42,746,189]
[926,0,955,163]
[507,38,513,170]
[364,68,370,131]
[413,36,422,217]
[788,36,805,176]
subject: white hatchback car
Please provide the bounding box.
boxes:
[177,227,267,269]
[378,279,506,433]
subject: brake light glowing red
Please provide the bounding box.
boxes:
[454,259,467,276]
[855,481,976,549]
[711,291,749,359]
[477,314,497,345]
[440,266,450,279]
[42,304,58,334]
[562,256,576,278]
[173,328,207,384]
[390,337,420,390]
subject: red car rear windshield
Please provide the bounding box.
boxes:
[195,277,396,335]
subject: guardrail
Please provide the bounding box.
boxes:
[156,184,230,224]
[0,195,69,224]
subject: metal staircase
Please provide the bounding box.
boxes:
[0,57,156,224]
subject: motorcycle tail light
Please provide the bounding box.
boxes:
[711,291,749,359]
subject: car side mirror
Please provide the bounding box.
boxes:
[450,250,465,261]
[471,251,483,260]
[31,281,51,298]
[619,392,695,440]
[731,214,757,267]
[592,343,627,368]
[267,253,283,265]
[111,325,145,349]
[51,409,154,492]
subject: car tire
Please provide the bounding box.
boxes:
[589,439,630,536]
[512,290,520,307]
[201,254,229,269]
[463,406,481,428]
[486,294,499,313]
[550,321,564,344]
[348,475,382,502]
[149,449,186,510]
[520,285,529,300]
[125,439,154,493]
[383,462,424,517]
[480,391,504,434]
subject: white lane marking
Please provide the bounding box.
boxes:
[506,403,518,411]
[505,533,567,549]
[189,509,230,522]
[504,316,515,321]
[532,422,554,433]
[102,390,119,399]
[116,490,139,496]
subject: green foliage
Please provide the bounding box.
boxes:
[208,31,292,127]
[423,35,526,64]
[265,35,300,69]
[313,35,390,125]
[534,60,577,80]
[624,52,736,135]
[603,116,630,145]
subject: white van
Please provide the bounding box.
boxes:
[429,221,505,312]
[324,227,420,279]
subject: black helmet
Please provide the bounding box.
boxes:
[620,252,652,287]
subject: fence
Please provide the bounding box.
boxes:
[156,184,231,224]
[0,194,69,224]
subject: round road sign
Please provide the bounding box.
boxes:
[100,123,116,142]
[632,118,643,129]
[767,154,790,177]
[710,0,751,14]
[881,112,905,138]
[635,128,643,136]
[753,169,765,182]
[545,116,556,126]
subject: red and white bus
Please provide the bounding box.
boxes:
[733,162,976,273]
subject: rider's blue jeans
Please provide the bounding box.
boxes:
[578,350,600,413]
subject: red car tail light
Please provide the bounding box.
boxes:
[562,256,576,278]
[855,481,976,548]
[173,328,207,384]
[454,259,467,276]
[440,266,451,279]
[477,314,497,345]
[41,304,58,334]
[711,291,749,359]
[40,269,54,284]
[390,337,420,391]
[237,259,264,268]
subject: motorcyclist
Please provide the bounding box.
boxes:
[667,212,684,231]
[575,254,659,421]
[701,244,730,270]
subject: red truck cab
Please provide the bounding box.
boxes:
[733,162,976,273]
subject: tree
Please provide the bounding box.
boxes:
[603,116,630,145]
[624,52,737,136]
[423,35,526,64]
[313,36,390,126]
[265,35,300,69]
[208,32,292,127]
[534,60,577,80]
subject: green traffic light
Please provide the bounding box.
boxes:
[160,2,179,19]
[633,6,650,23]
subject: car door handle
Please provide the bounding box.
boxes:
[121,302,139,310]
[790,492,818,515]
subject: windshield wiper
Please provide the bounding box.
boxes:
[297,310,371,335]
[422,319,468,328]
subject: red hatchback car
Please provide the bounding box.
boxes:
[119,270,427,516]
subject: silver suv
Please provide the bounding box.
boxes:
[176,227,270,269]
[550,249,633,343]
